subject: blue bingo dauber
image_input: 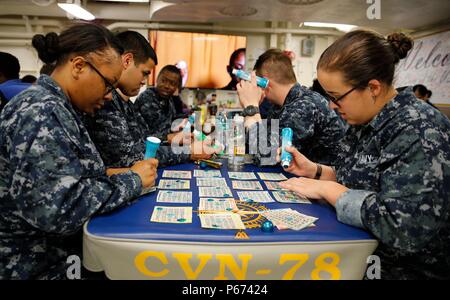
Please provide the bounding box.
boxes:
[232,69,269,89]
[281,128,293,169]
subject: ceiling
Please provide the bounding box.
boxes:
[0,0,449,34]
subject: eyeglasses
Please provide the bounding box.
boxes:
[84,60,116,96]
[326,86,357,107]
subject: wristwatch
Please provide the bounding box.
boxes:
[242,105,260,117]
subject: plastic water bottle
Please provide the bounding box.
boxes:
[281,128,293,168]
[183,113,194,134]
[216,112,229,156]
[228,115,245,169]
[184,113,206,141]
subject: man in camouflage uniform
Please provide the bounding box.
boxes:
[334,87,450,279]
[238,49,345,167]
[254,83,346,166]
[85,87,191,168]
[0,75,146,279]
[84,34,209,168]
[134,65,183,142]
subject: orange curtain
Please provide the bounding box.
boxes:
[149,31,246,88]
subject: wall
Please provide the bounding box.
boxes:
[0,44,41,78]
[395,30,450,106]
[240,22,337,88]
[0,22,60,78]
[0,21,338,87]
[245,33,335,87]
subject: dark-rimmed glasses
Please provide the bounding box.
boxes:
[84,60,116,96]
[326,86,357,107]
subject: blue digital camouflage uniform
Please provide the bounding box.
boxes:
[334,88,450,280]
[249,83,345,166]
[133,87,177,141]
[84,89,190,168]
[0,75,143,279]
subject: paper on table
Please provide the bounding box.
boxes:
[199,186,233,198]
[272,190,311,204]
[156,191,193,203]
[263,181,288,191]
[257,172,288,181]
[194,169,222,178]
[237,191,275,203]
[232,180,264,190]
[261,208,317,230]
[198,198,237,212]
[162,170,192,179]
[150,206,192,224]
[158,179,190,190]
[199,213,245,230]
[228,171,257,180]
[196,177,228,187]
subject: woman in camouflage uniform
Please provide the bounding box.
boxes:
[0,23,157,279]
[280,30,450,280]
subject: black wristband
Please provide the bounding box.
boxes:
[314,163,322,180]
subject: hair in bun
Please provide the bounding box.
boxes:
[387,32,414,63]
[32,32,59,64]
[318,29,414,88]
[31,23,124,67]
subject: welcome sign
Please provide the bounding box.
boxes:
[395,31,450,105]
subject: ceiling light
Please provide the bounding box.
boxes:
[149,1,175,19]
[31,0,56,6]
[58,2,95,21]
[220,5,258,17]
[303,22,357,32]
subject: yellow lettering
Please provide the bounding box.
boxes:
[311,252,341,280]
[214,254,252,280]
[134,251,169,278]
[279,254,309,280]
[173,253,212,279]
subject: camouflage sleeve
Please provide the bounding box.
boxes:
[250,102,316,166]
[9,109,142,235]
[283,103,316,152]
[335,129,448,253]
[156,144,190,167]
[85,108,144,168]
[134,90,169,141]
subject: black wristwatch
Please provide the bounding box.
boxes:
[242,105,260,117]
[314,163,322,180]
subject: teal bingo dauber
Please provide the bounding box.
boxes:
[144,137,161,159]
[232,69,269,88]
[281,128,293,169]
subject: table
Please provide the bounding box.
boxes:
[83,161,378,280]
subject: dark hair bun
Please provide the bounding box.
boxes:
[32,32,60,64]
[387,32,413,62]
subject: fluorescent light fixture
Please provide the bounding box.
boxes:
[303,22,356,32]
[57,3,95,21]
[149,1,175,19]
